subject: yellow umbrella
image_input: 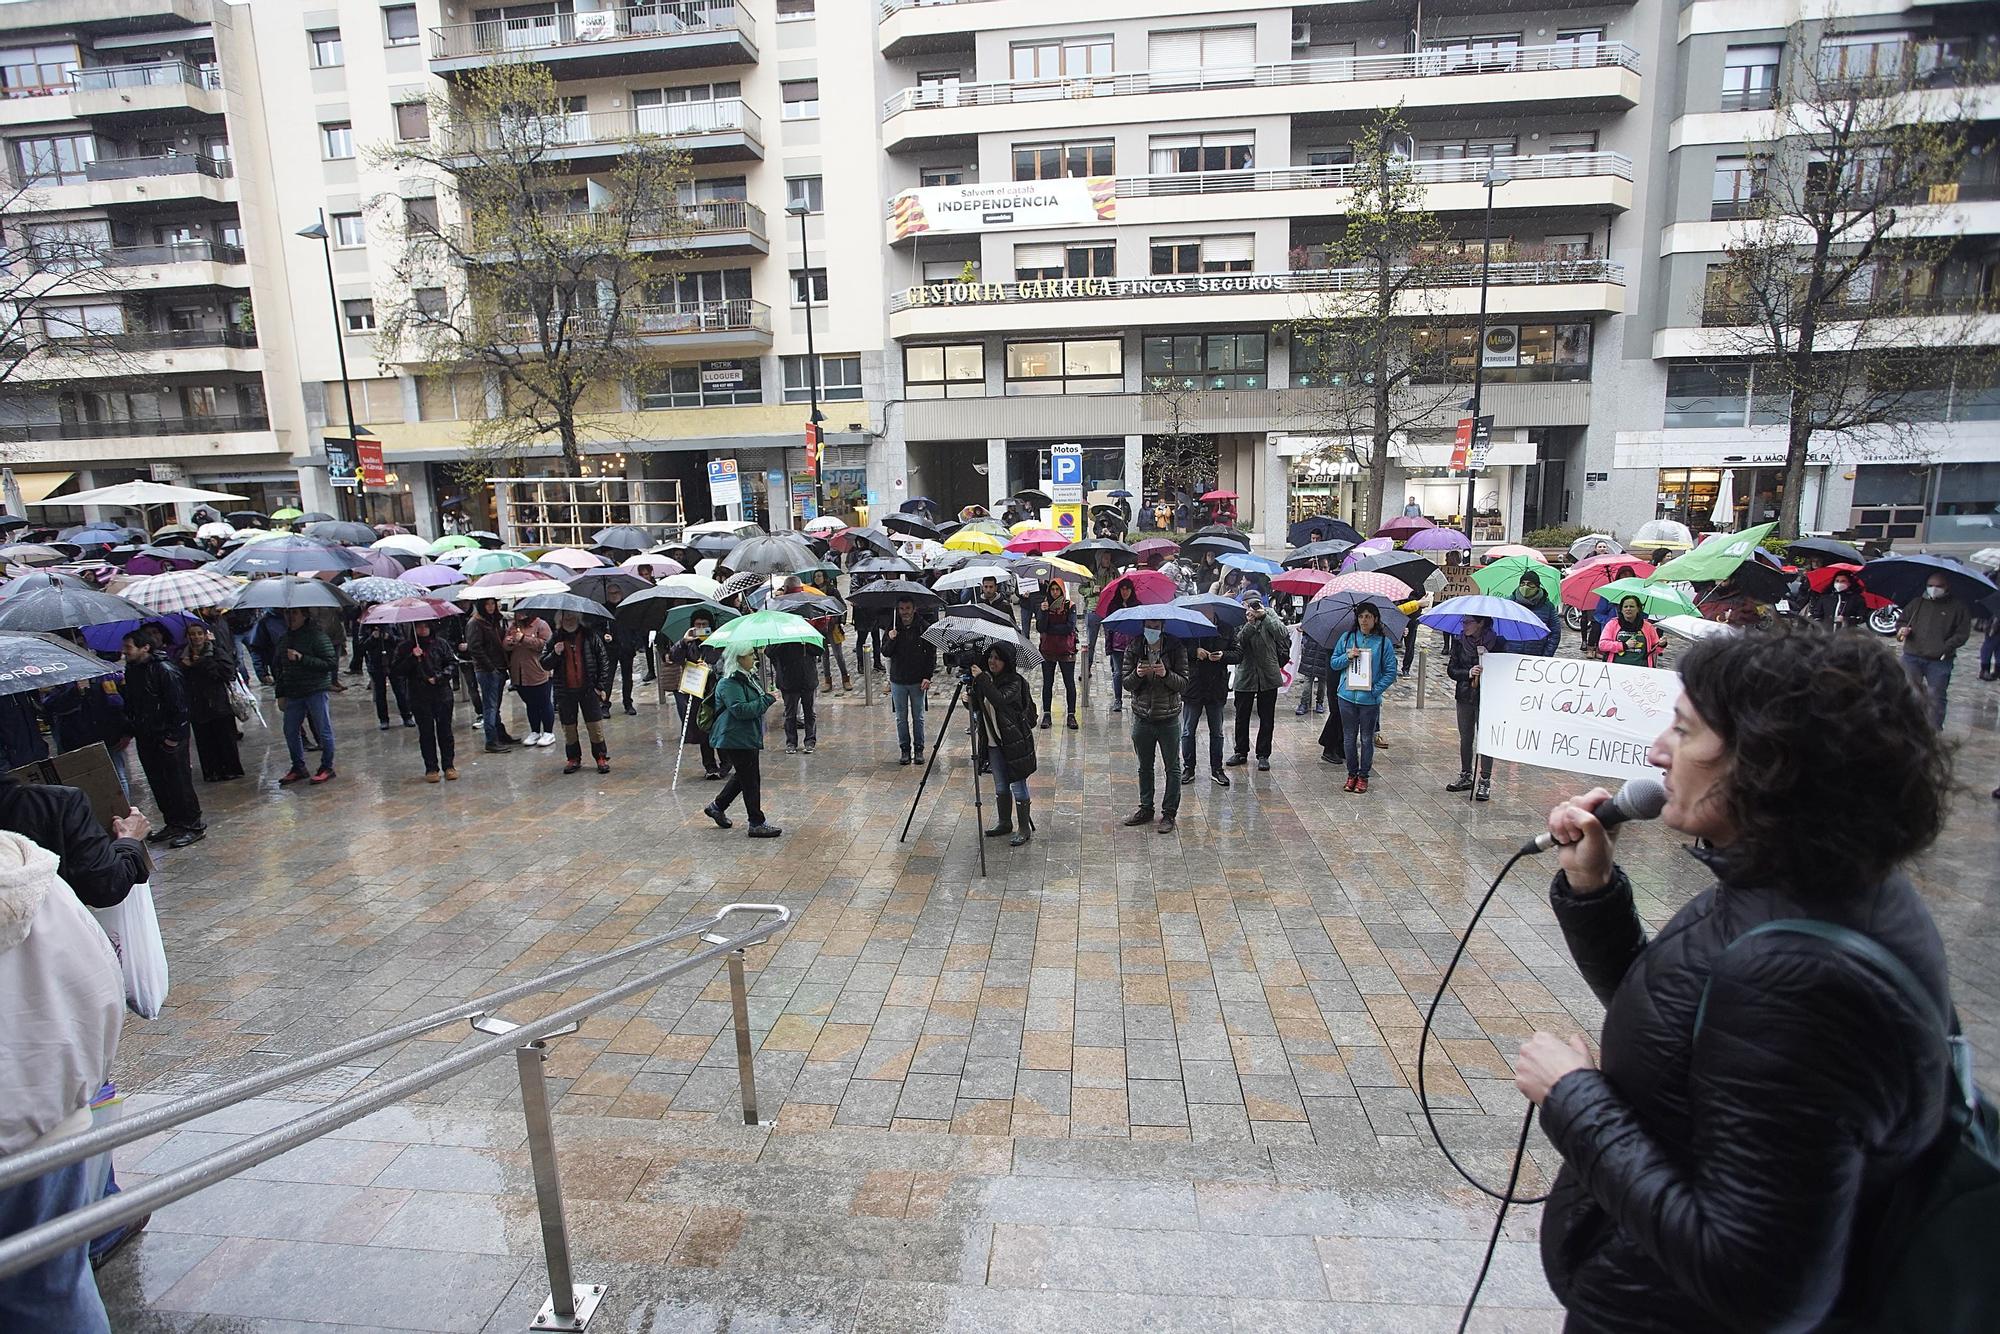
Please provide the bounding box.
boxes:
[1045,556,1092,579]
[1008,518,1043,535]
[944,529,1006,554]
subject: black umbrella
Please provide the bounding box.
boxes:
[212,536,369,577]
[850,554,918,577]
[1721,554,1793,603]
[772,591,845,620]
[1,571,90,593]
[569,571,651,605]
[1283,539,1356,568]
[721,534,819,577]
[1062,538,1138,566]
[470,530,505,548]
[225,511,270,528]
[293,511,337,524]
[0,516,28,532]
[0,585,152,632]
[940,602,1015,628]
[687,533,741,560]
[0,632,118,695]
[900,497,942,518]
[304,520,379,546]
[1015,488,1053,508]
[515,591,613,621]
[1191,524,1250,543]
[1286,515,1363,547]
[1185,534,1250,555]
[135,544,217,565]
[1860,553,1998,606]
[233,577,355,611]
[848,578,941,612]
[882,513,942,540]
[1346,550,1436,595]
[592,525,655,551]
[1784,536,1866,567]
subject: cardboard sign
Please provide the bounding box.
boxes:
[679,662,711,698]
[9,742,134,836]
[1476,653,1680,781]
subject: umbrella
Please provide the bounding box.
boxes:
[721,534,819,577]
[591,525,656,551]
[569,571,651,606]
[1650,523,1777,584]
[130,543,215,568]
[1374,515,1435,540]
[229,527,288,545]
[1319,572,1412,603]
[1345,551,1438,596]
[1271,568,1339,598]
[934,566,1015,594]
[514,591,613,621]
[944,528,1007,555]
[1403,527,1471,553]
[1591,578,1700,620]
[773,591,844,621]
[232,577,353,612]
[715,569,769,603]
[658,572,724,600]
[919,616,1041,669]
[848,579,941,613]
[1200,490,1237,502]
[1286,516,1364,547]
[150,521,196,539]
[1631,519,1695,553]
[1185,534,1249,556]
[372,534,433,558]
[1969,547,2000,572]
[342,577,428,603]
[0,586,152,632]
[1785,536,1867,567]
[686,519,761,537]
[0,631,119,694]
[705,608,824,654]
[1133,538,1180,560]
[1283,540,1355,568]
[1339,538,1394,568]
[615,581,720,634]
[343,550,406,581]
[898,538,951,569]
[1709,469,1737,528]
[1568,534,1625,562]
[1801,564,1894,610]
[520,560,584,583]
[850,555,919,577]
[1472,555,1560,599]
[26,479,245,508]
[1102,603,1216,638]
[1480,544,1551,563]
[1174,593,1248,629]
[1062,539,1137,567]
[459,550,531,578]
[832,527,897,557]
[212,536,368,577]
[453,575,571,604]
[3,571,89,594]
[1095,569,1178,617]
[359,597,459,625]
[687,532,745,561]
[373,523,409,536]
[293,511,335,525]
[1419,595,1560,642]
[1560,555,1656,610]
[469,530,505,548]
[225,510,269,528]
[538,547,609,571]
[1005,529,1068,555]
[0,516,28,532]
[882,513,943,540]
[1659,614,1734,642]
[620,552,685,578]
[1015,488,1053,509]
[1218,551,1283,577]
[62,528,131,548]
[1302,590,1408,646]
[902,497,942,517]
[429,534,480,555]
[661,600,742,641]
[1858,553,1998,606]
[195,522,236,541]
[803,515,847,535]
[266,507,303,523]
[303,520,378,546]
[112,570,242,616]
[403,564,467,590]
[942,603,1015,629]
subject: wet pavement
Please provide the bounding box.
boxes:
[94,645,2000,1332]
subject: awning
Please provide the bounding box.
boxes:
[9,471,74,504]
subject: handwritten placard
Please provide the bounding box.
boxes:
[1476,653,1680,781]
[678,662,711,698]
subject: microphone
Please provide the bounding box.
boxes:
[1523,776,1667,855]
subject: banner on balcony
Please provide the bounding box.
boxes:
[891,177,1114,240]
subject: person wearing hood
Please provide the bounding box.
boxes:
[1226,591,1291,772]
[971,641,1037,846]
[1513,569,1562,657]
[1810,573,1868,630]
[464,597,516,753]
[392,620,461,782]
[1121,618,1189,833]
[1599,595,1663,668]
[1445,614,1503,800]
[545,611,612,775]
[503,609,556,747]
[121,628,203,845]
[703,647,780,837]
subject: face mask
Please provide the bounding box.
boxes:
[1143,628,1162,645]
[1925,585,1947,600]
[1833,581,1850,592]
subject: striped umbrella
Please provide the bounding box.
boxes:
[343,577,428,604]
[118,569,242,615]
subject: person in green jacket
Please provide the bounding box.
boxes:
[703,647,780,838]
[272,607,340,786]
[1226,591,1292,772]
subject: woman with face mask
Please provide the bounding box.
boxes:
[1810,570,1868,630]
[391,620,461,782]
[704,648,780,838]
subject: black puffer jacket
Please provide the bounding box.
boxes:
[1182,630,1239,706]
[543,623,611,697]
[971,645,1036,779]
[1539,852,1949,1332]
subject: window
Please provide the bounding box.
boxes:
[382,5,420,46]
[783,353,862,402]
[12,135,95,185]
[1307,146,1354,170]
[1553,28,1604,65]
[790,268,828,305]
[332,212,367,247]
[1722,44,1781,111]
[921,166,965,187]
[1417,137,1518,162]
[1546,234,1592,259]
[1004,338,1121,395]
[1150,234,1252,275]
[1818,32,1911,83]
[0,42,79,95]
[42,302,125,338]
[414,287,448,317]
[395,101,430,141]
[786,175,823,213]
[1014,242,1114,280]
[308,29,344,68]
[905,344,983,399]
[642,358,763,409]
[1711,155,1765,220]
[780,79,819,120]
[777,0,815,14]
[25,221,109,272]
[658,267,752,307]
[1011,35,1112,83]
[916,70,961,106]
[1013,140,1114,181]
[1425,33,1522,70]
[922,259,973,282]
[1014,244,1063,281]
[1144,332,1267,391]
[1664,361,1754,427]
[1147,27,1254,73]
[403,196,441,234]
[342,298,376,333]
[1148,131,1252,175]
[320,121,355,160]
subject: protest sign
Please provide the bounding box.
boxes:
[1476,653,1680,782]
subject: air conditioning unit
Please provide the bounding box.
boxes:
[1291,21,1313,47]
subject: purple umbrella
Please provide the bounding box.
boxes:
[355,550,413,580]
[1403,527,1471,553]
[1340,538,1395,571]
[402,564,467,590]
[81,611,197,654]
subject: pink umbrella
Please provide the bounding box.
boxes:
[1482,544,1550,564]
[1339,538,1395,571]
[621,552,685,578]
[1374,515,1435,540]
[1560,555,1655,610]
[1270,568,1339,597]
[360,596,458,624]
[469,568,556,589]
[1318,571,1411,602]
[538,547,608,571]
[1095,569,1178,618]
[1200,489,1237,502]
[403,564,466,590]
[1005,529,1068,554]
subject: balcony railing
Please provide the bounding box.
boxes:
[0,413,268,443]
[880,0,987,15]
[444,100,760,156]
[70,61,221,93]
[1700,290,2000,326]
[83,153,233,183]
[883,40,1640,118]
[541,199,766,240]
[1719,87,1777,112]
[25,240,246,273]
[430,1,753,61]
[503,298,770,342]
[889,260,1625,313]
[42,327,257,354]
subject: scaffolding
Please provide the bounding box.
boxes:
[490,476,685,548]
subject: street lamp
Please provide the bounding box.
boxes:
[1461,168,1511,541]
[296,210,362,523]
[786,200,826,523]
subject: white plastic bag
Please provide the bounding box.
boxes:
[92,881,169,1019]
[228,677,266,728]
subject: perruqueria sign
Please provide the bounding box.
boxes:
[900,273,1289,308]
[1476,653,1682,781]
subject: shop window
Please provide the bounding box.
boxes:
[905,344,983,399]
[1143,331,1266,390]
[1004,338,1121,395]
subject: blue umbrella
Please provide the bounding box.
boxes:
[1103,603,1217,638]
[1218,551,1283,577]
[1302,590,1408,646]
[1174,593,1248,629]
[1419,594,1556,642]
[1859,553,1997,607]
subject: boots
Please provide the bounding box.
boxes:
[1010,799,1033,846]
[593,739,610,775]
[1474,777,1491,803]
[1445,772,1474,793]
[984,792,1014,837]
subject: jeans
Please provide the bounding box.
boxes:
[1293,675,1327,713]
[411,683,456,772]
[819,638,851,687]
[1041,659,1076,718]
[1233,687,1278,759]
[136,727,202,830]
[1181,698,1225,772]
[1901,653,1953,729]
[517,679,556,734]
[891,681,927,757]
[715,747,765,824]
[370,667,412,725]
[282,691,335,773]
[476,670,507,744]
[1982,627,1999,676]
[1132,716,1181,816]
[1338,699,1380,777]
[782,685,817,747]
[0,1158,112,1334]
[989,748,1030,802]
[1455,694,1493,780]
[1108,649,1126,706]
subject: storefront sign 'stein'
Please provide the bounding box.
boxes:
[902,274,1290,307]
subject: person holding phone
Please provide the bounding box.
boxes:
[1120,618,1188,832]
[664,612,725,780]
[1444,613,1501,800]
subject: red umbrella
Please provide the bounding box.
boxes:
[1095,569,1177,618]
[1373,515,1436,540]
[1005,529,1068,554]
[1200,489,1237,502]
[1804,563,1892,609]
[1559,554,1655,610]
[1271,568,1339,597]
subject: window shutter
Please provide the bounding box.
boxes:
[1147,30,1203,69]
[1204,27,1255,67]
[1015,243,1062,269]
[1203,234,1253,264]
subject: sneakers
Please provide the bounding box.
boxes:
[703,802,733,829]
[310,768,335,785]
[1343,776,1358,793]
[537,732,557,747]
[444,768,459,781]
[378,720,393,731]
[747,824,782,838]
[279,768,309,786]
[1122,809,1154,826]
[803,742,816,754]
[1474,779,1491,803]
[1211,770,1230,787]
[1256,758,1270,772]
[1180,767,1195,785]
[784,743,798,754]
[1224,753,1248,767]
[424,771,441,784]
[1445,773,1475,793]
[1157,815,1177,833]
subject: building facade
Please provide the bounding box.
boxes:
[0,0,1989,546]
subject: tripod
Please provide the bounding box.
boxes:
[898,674,989,877]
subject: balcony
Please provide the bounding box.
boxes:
[1700,290,1999,327]
[887,152,1634,243]
[28,153,240,210]
[31,325,260,378]
[69,61,223,121]
[887,261,1626,339]
[443,100,763,168]
[0,412,268,444]
[502,298,772,353]
[880,42,1641,150]
[23,240,248,292]
[430,1,756,79]
[494,200,768,257]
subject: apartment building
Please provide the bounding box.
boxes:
[0,0,1990,544]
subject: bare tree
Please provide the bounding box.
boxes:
[1287,108,1468,535]
[1139,373,1218,514]
[1706,23,1999,537]
[0,183,149,389]
[369,61,696,475]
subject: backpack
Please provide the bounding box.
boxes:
[1698,919,2000,1333]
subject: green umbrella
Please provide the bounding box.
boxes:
[703,608,824,654]
[661,600,740,641]
[1471,554,1557,599]
[1593,578,1700,620]
[1650,523,1776,584]
[459,550,529,578]
[429,534,480,555]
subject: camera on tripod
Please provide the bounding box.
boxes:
[943,645,985,675]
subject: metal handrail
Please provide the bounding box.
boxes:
[430,0,753,61]
[444,99,762,156]
[880,0,988,16]
[70,61,221,93]
[0,902,789,1291]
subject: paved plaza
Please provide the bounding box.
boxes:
[93,650,2000,1332]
